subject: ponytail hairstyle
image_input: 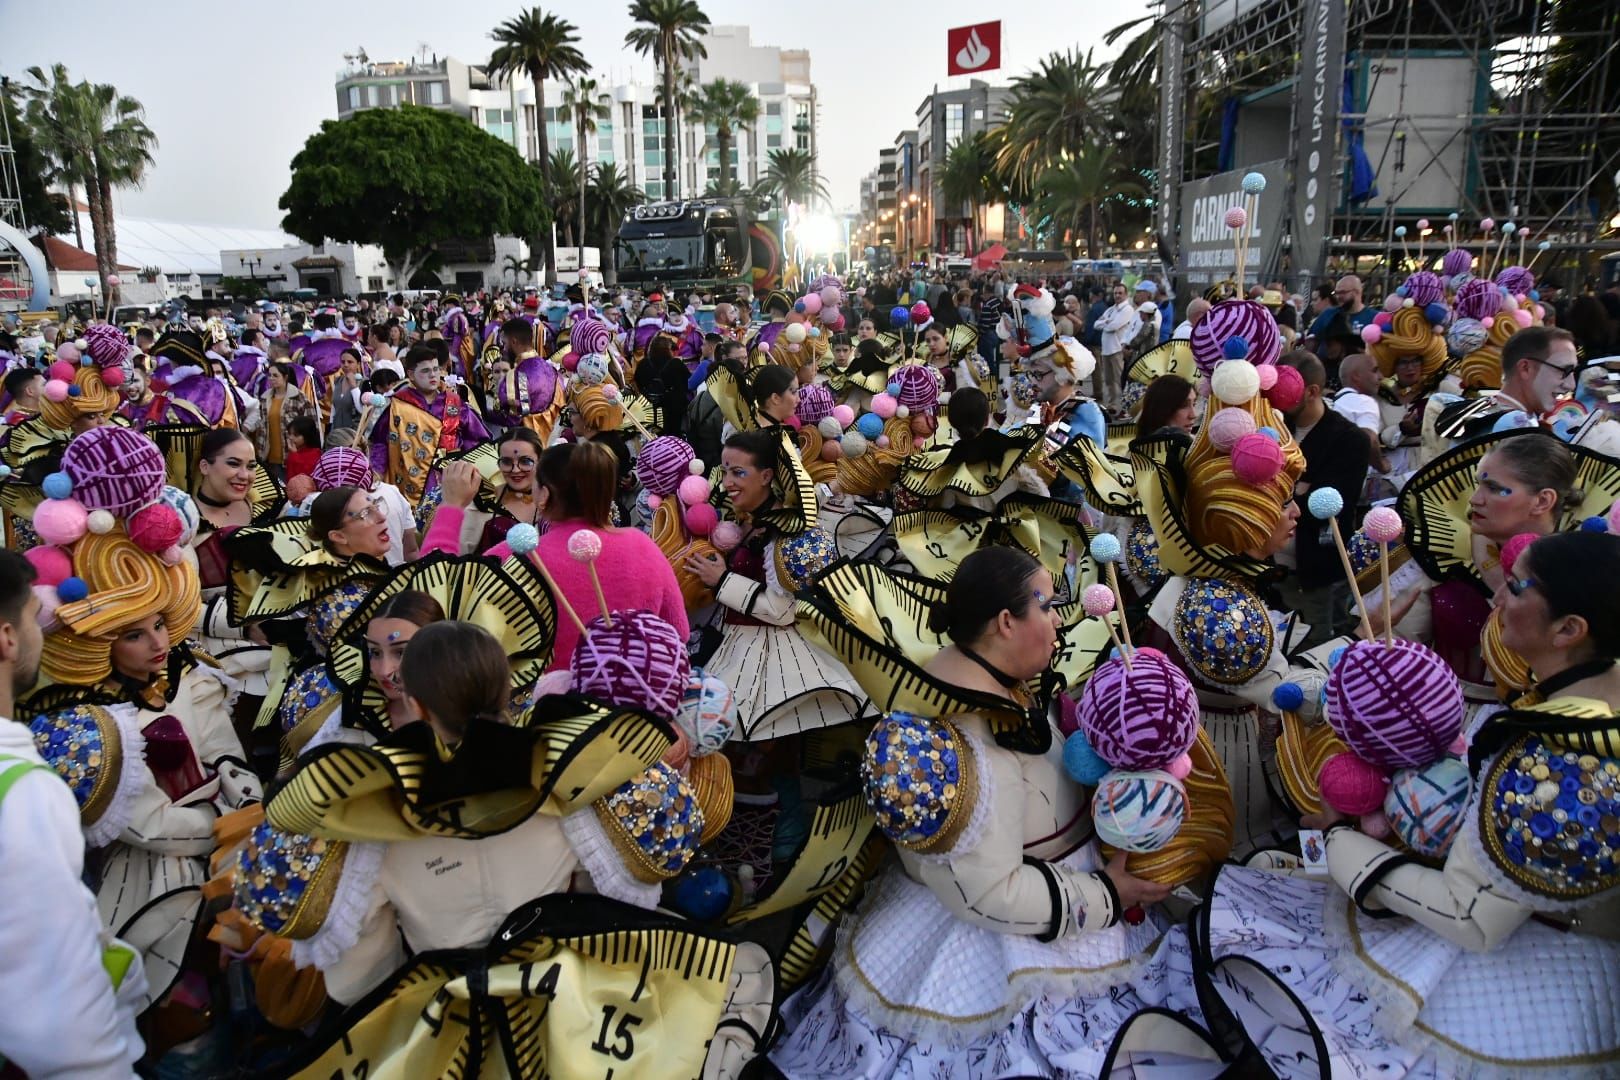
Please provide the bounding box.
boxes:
[927,546,1042,643]
[1492,432,1584,520]
[747,364,797,415]
[400,620,511,741]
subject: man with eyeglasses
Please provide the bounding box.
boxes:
[1437,326,1581,447]
[368,343,490,504]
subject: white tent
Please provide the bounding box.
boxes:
[67,212,296,278]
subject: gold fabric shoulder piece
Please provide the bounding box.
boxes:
[1054,432,1141,517]
[1125,339,1198,389]
[897,426,1045,499]
[727,785,876,927]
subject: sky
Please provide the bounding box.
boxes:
[1,0,1124,233]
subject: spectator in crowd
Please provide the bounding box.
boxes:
[1094,283,1139,414]
[1081,285,1107,350]
[1307,275,1377,340]
[1331,353,1387,478]
[1172,298,1211,340]
[1136,374,1198,436]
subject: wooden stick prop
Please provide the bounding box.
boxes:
[507,526,588,637]
[566,529,613,628]
[1308,487,1374,641]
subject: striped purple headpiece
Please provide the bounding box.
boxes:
[1441,249,1473,278]
[794,383,835,425]
[60,426,166,516]
[1402,271,1445,308]
[82,324,130,368]
[1454,278,1500,322]
[570,609,691,718]
[1496,266,1535,295]
[571,317,611,357]
[1326,639,1464,770]
[634,436,696,496]
[891,364,940,413]
[312,448,375,492]
[1189,300,1279,376]
[1077,649,1199,770]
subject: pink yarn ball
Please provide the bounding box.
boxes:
[819,285,841,307]
[49,361,76,382]
[1223,206,1248,229]
[1362,506,1404,544]
[1481,316,1495,330]
[1498,531,1539,577]
[832,404,856,429]
[820,306,840,325]
[1373,311,1394,328]
[1319,752,1388,815]
[55,344,80,365]
[801,292,823,315]
[32,584,60,631]
[684,502,719,537]
[99,366,125,388]
[1326,639,1465,769]
[566,529,604,562]
[1254,363,1279,391]
[158,545,185,566]
[1535,303,1547,321]
[1480,217,1495,232]
[127,503,183,554]
[1165,752,1194,780]
[1361,324,1384,345]
[820,439,844,462]
[23,545,73,587]
[1081,583,1116,617]
[1359,810,1391,839]
[875,435,890,449]
[784,414,802,430]
[33,499,89,548]
[871,393,898,419]
[563,352,581,372]
[909,302,930,325]
[44,380,70,403]
[1267,364,1305,412]
[1231,432,1285,485]
[1383,294,1404,312]
[647,494,663,511]
[1512,307,1533,328]
[1206,407,1257,451]
[1077,653,1200,770]
[678,474,711,507]
[711,521,743,552]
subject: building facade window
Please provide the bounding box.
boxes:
[793,100,810,151]
[944,102,964,147]
[428,81,445,105]
[485,108,514,143]
[368,276,385,291]
[366,84,379,107]
[347,86,360,110]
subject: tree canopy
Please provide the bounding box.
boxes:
[279,105,544,285]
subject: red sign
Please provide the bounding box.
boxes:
[947,21,1001,76]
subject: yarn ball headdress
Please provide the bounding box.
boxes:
[1368,306,1448,386]
[1182,368,1304,556]
[572,384,625,432]
[1189,300,1280,377]
[312,447,375,492]
[39,343,122,430]
[569,609,692,718]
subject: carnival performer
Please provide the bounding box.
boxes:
[1200,528,1620,1078]
[438,293,474,378]
[773,546,1195,1077]
[484,316,566,444]
[306,446,418,565]
[366,344,490,505]
[895,386,1049,512]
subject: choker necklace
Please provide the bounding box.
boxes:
[1532,658,1616,699]
[194,489,235,509]
[957,644,1022,689]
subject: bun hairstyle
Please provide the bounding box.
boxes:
[1184,390,1304,555]
[371,589,446,630]
[1524,532,1620,658]
[927,546,1042,642]
[747,364,797,414]
[400,620,511,741]
[1492,432,1583,519]
[310,485,361,550]
[947,386,990,439]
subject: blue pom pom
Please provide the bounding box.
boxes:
[505,522,540,556]
[856,413,884,439]
[1582,515,1609,533]
[673,867,733,920]
[890,306,910,329]
[0,465,11,480]
[1529,289,1540,301]
[1424,302,1449,325]
[1395,285,1409,297]
[793,300,807,314]
[1257,425,1281,442]
[1222,335,1250,360]
[66,384,82,397]
[1063,731,1112,786]
[1241,171,1267,195]
[1107,646,1122,661]
[1272,682,1306,712]
[1395,226,1407,238]
[1307,487,1345,520]
[41,472,73,500]
[1329,645,1348,670]
[1537,241,1550,251]
[56,576,89,604]
[80,354,94,366]
[1089,533,1122,564]
[885,381,902,397]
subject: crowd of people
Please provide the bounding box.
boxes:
[0,245,1617,1080]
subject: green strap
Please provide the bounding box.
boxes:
[0,754,50,807]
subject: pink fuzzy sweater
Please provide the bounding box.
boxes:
[421,506,689,670]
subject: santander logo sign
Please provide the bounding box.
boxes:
[947,21,1001,76]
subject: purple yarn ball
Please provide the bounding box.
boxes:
[794,383,836,425]
[1454,278,1500,323]
[1325,639,1464,770]
[1401,271,1445,308]
[570,317,612,357]
[1496,266,1535,295]
[570,609,692,718]
[634,436,698,497]
[1190,300,1279,377]
[1441,249,1473,278]
[1077,649,1199,770]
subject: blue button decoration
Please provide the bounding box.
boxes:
[863,712,974,852]
[598,763,702,880]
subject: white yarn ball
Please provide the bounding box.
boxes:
[817,416,844,439]
[1210,359,1261,406]
[840,431,868,458]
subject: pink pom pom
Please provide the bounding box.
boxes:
[1512,307,1533,328]
[1223,206,1247,229]
[1165,752,1194,780]
[49,361,76,382]
[1254,363,1279,391]
[1383,294,1404,312]
[1207,407,1257,451]
[105,274,120,287]
[875,435,890,449]
[32,584,60,631]
[566,529,604,562]
[909,302,930,325]
[832,404,856,429]
[1361,325,1383,345]
[23,545,73,587]
[800,292,823,315]
[1416,218,1430,230]
[1362,506,1404,544]
[563,352,581,372]
[784,414,802,430]
[820,285,841,307]
[1319,752,1389,815]
[684,502,719,537]
[127,503,182,554]
[1231,432,1285,486]
[646,494,662,511]
[1480,217,1495,232]
[711,521,743,552]
[158,545,185,567]
[600,383,621,402]
[99,366,125,388]
[871,392,898,419]
[1359,810,1391,839]
[678,474,711,507]
[44,380,70,403]
[1267,364,1305,412]
[33,499,89,547]
[785,342,801,354]
[1481,316,1495,330]
[54,344,80,365]
[820,439,844,462]
[1081,583,1116,617]
[1498,531,1539,577]
[1373,311,1394,328]
[1535,303,1546,321]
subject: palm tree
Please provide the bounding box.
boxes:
[488,8,589,284]
[501,252,529,284]
[995,49,1108,194]
[545,148,583,247]
[653,67,700,195]
[757,148,827,209]
[587,161,644,286]
[690,78,759,192]
[561,78,612,276]
[23,65,156,305]
[938,132,1000,253]
[1035,142,1144,260]
[625,0,711,197]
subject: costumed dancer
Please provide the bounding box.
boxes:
[437,293,475,379]
[484,316,566,445]
[366,343,489,506]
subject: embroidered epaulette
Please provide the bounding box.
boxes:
[29,702,142,847]
[861,712,978,855]
[232,821,353,939]
[1172,577,1275,686]
[1126,519,1168,590]
[279,665,343,736]
[593,763,704,883]
[772,528,837,594]
[306,580,373,654]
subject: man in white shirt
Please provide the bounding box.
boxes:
[1093,283,1140,414]
[0,549,147,1076]
[1172,297,1211,340]
[1332,353,1386,499]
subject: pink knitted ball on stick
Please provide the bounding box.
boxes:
[1326,639,1465,769]
[1081,583,1116,617]
[1224,206,1248,229]
[566,529,603,562]
[1077,652,1199,770]
[1230,432,1284,486]
[1361,506,1404,544]
[1319,752,1388,815]
[1266,363,1305,412]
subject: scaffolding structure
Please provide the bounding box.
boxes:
[1162,0,1620,290]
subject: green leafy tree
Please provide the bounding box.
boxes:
[0,83,72,237]
[994,49,1107,193]
[488,7,588,283]
[625,0,711,197]
[560,78,611,271]
[587,161,644,285]
[691,78,759,191]
[1036,142,1144,259]
[279,105,545,288]
[757,147,827,209]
